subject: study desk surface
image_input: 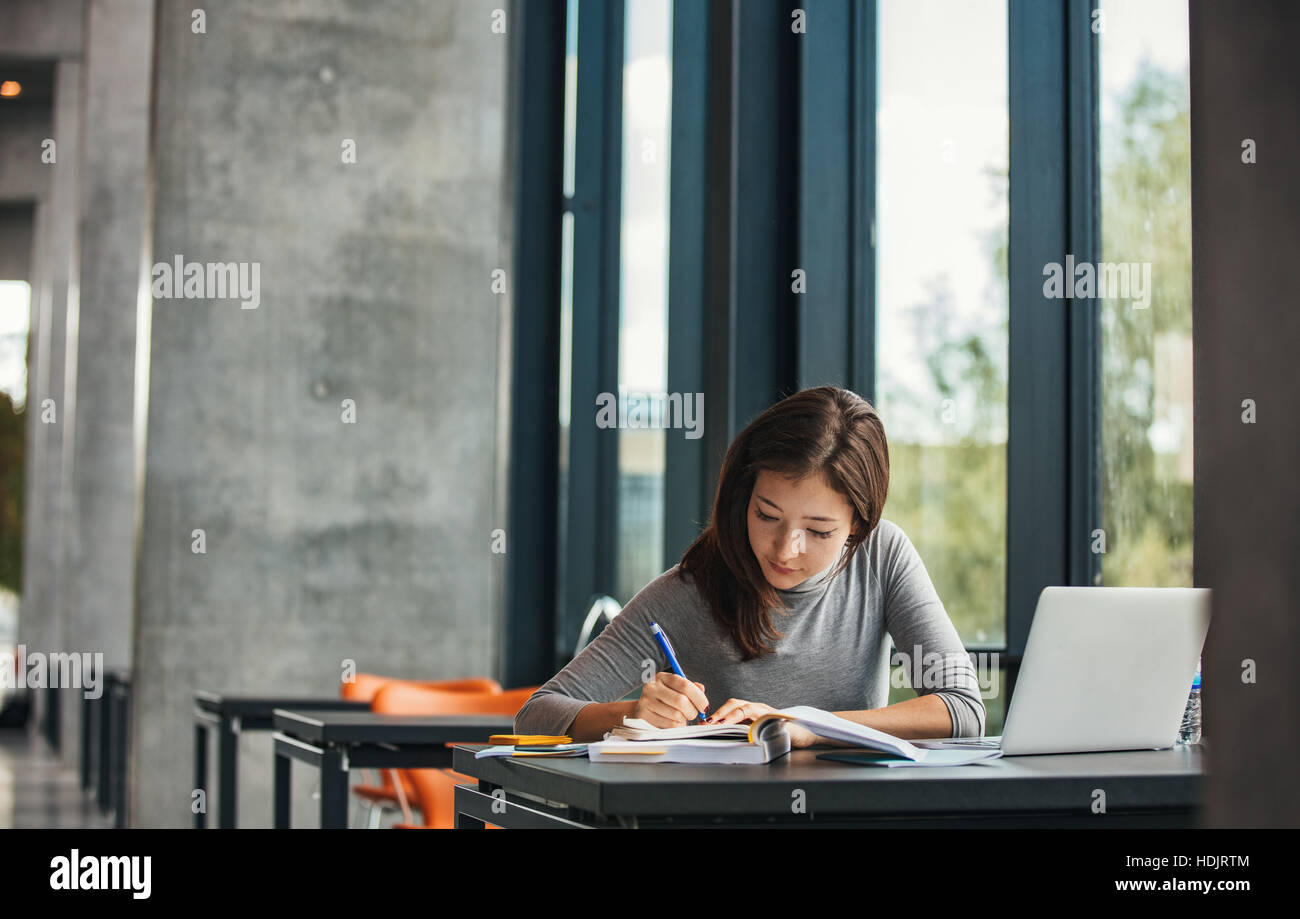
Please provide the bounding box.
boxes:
[452,743,1204,819]
[273,710,516,746]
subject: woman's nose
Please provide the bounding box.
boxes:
[775,528,804,560]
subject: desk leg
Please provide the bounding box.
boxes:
[453,781,488,829]
[218,716,238,829]
[193,723,208,829]
[97,694,111,812]
[81,691,94,793]
[112,685,130,830]
[273,746,291,829]
[455,811,486,829]
[319,748,349,829]
[83,693,100,794]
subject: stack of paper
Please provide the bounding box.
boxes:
[587,733,790,764]
[473,743,589,759]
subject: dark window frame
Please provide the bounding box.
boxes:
[505,0,1106,688]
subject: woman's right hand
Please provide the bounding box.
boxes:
[630,672,710,727]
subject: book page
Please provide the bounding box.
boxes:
[609,717,751,741]
[766,706,925,760]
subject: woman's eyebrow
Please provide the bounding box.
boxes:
[755,494,838,523]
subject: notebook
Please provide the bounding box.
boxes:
[587,731,791,764]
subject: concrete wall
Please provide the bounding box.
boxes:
[131,0,508,827]
[1190,0,1300,827]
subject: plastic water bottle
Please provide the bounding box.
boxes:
[1177,660,1201,745]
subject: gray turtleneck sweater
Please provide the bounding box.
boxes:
[514,519,987,738]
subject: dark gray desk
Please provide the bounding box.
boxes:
[451,743,1206,828]
[272,710,516,828]
[193,692,371,828]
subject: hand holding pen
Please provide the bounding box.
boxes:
[629,621,710,726]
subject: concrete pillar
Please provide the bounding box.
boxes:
[2,85,54,735]
[17,60,82,753]
[132,0,508,827]
[18,199,51,681]
[0,0,85,59]
[2,0,87,753]
[57,0,156,772]
[53,56,84,761]
[1191,0,1300,828]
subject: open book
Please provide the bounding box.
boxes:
[587,705,1002,766]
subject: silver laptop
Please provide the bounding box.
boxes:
[916,586,1211,755]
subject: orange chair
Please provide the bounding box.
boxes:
[342,673,502,704]
[369,683,541,828]
[343,675,503,827]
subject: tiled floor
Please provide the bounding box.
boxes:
[0,727,115,828]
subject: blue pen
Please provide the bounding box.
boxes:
[650,621,708,723]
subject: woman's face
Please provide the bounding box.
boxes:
[746,469,859,590]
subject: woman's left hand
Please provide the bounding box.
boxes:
[707,698,820,748]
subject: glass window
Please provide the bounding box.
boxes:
[1097,0,1193,586]
[0,280,30,646]
[0,280,30,413]
[615,0,672,604]
[555,0,579,638]
[875,0,1009,648]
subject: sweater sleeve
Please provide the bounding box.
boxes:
[877,521,987,738]
[512,570,675,736]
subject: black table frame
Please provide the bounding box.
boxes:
[451,743,1207,829]
[271,710,516,829]
[80,669,131,829]
[193,693,371,829]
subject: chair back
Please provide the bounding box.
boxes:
[574,595,622,659]
[341,673,502,703]
[343,674,505,813]
[370,682,542,828]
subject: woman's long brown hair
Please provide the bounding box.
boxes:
[678,386,889,660]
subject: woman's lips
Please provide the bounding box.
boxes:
[768,559,799,575]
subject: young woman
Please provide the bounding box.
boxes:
[514,385,986,747]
